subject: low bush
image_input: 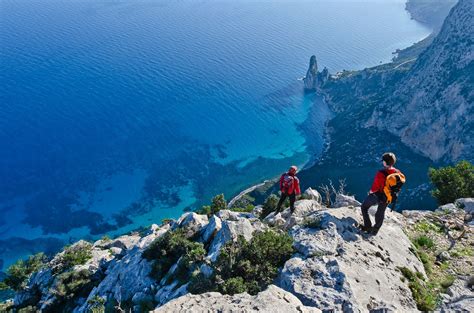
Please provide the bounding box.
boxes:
[0,253,47,291]
[143,229,206,283]
[87,295,106,313]
[196,194,227,216]
[398,267,438,311]
[428,160,474,204]
[189,230,294,295]
[260,194,279,219]
[54,242,93,274]
[413,235,434,250]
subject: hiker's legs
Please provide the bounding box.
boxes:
[276,193,288,212]
[361,193,378,228]
[289,193,296,213]
[373,201,388,230]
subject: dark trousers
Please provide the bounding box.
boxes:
[276,192,296,213]
[361,193,388,230]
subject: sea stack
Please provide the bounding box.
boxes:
[303,55,318,91]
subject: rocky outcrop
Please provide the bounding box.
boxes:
[303,55,330,91]
[367,0,473,162]
[207,210,267,261]
[304,55,318,90]
[278,206,423,312]
[155,285,321,313]
[6,196,474,312]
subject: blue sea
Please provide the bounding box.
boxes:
[0,0,430,270]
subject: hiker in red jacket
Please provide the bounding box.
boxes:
[276,166,301,214]
[360,152,399,235]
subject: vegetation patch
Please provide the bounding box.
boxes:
[260,194,279,219]
[188,230,294,295]
[53,242,93,274]
[0,253,47,291]
[413,235,435,250]
[196,194,227,216]
[398,266,438,311]
[429,160,474,204]
[143,229,206,284]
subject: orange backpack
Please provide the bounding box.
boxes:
[382,171,406,206]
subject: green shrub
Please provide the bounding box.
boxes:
[413,235,434,250]
[260,194,279,219]
[196,194,227,216]
[418,251,432,275]
[54,269,96,299]
[229,205,254,213]
[302,216,322,229]
[413,220,443,234]
[429,160,474,204]
[143,229,205,283]
[398,267,438,311]
[87,295,106,313]
[53,242,93,274]
[1,253,47,291]
[230,194,255,211]
[189,230,294,296]
[220,277,247,295]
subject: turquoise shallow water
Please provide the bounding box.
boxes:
[0,0,430,270]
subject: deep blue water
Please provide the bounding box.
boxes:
[0,0,430,270]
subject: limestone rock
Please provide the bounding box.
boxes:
[304,187,322,204]
[278,206,423,312]
[437,203,459,213]
[333,194,361,208]
[456,198,474,214]
[200,215,222,243]
[207,215,266,261]
[154,284,321,312]
[176,212,209,237]
[440,277,474,312]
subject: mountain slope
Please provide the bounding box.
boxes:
[367,0,473,162]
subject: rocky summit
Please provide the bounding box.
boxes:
[3,188,473,312]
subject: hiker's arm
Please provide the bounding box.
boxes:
[295,178,301,195]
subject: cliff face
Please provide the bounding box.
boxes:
[406,0,458,30]
[367,0,473,163]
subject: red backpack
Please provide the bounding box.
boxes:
[281,173,294,192]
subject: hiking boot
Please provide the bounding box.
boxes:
[357,224,372,233]
[369,227,380,236]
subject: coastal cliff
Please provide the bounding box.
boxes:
[2,190,473,312]
[368,0,473,163]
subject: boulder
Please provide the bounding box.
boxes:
[456,198,474,214]
[207,216,267,262]
[333,194,361,208]
[304,187,322,204]
[176,212,209,237]
[154,285,321,312]
[200,215,222,243]
[440,277,474,312]
[437,203,458,213]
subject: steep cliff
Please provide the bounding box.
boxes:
[367,0,473,163]
[406,0,458,30]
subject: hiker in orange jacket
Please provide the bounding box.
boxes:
[359,152,400,235]
[276,166,301,214]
